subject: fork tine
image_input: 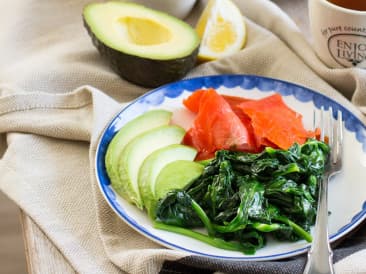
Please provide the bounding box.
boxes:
[338,110,343,144]
[312,108,317,132]
[334,110,343,165]
[330,106,334,146]
[320,106,326,142]
[337,110,343,145]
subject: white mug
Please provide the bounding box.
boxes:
[308,0,366,68]
[130,0,197,19]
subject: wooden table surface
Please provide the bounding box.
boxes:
[20,1,309,273]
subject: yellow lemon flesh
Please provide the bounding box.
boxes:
[196,0,247,61]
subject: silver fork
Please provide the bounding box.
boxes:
[303,106,343,274]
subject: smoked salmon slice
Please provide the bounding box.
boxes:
[182,89,317,160]
[237,93,316,149]
[182,88,256,160]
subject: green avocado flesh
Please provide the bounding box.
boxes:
[83,1,200,87]
[105,109,172,198]
[155,160,204,203]
[138,144,198,216]
[115,125,185,209]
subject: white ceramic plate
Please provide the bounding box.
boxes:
[95,74,366,261]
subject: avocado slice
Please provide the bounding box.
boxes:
[83,1,200,87]
[117,125,185,209]
[105,109,172,195]
[155,160,204,202]
[138,144,198,217]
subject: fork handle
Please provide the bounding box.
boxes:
[303,175,334,274]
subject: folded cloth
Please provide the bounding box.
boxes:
[0,0,365,273]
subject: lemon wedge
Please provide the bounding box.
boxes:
[196,0,247,61]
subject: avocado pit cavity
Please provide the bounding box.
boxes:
[119,17,172,46]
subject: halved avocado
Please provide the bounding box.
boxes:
[83,1,200,87]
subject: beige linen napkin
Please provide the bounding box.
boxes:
[0,0,366,273]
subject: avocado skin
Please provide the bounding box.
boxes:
[83,18,199,88]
